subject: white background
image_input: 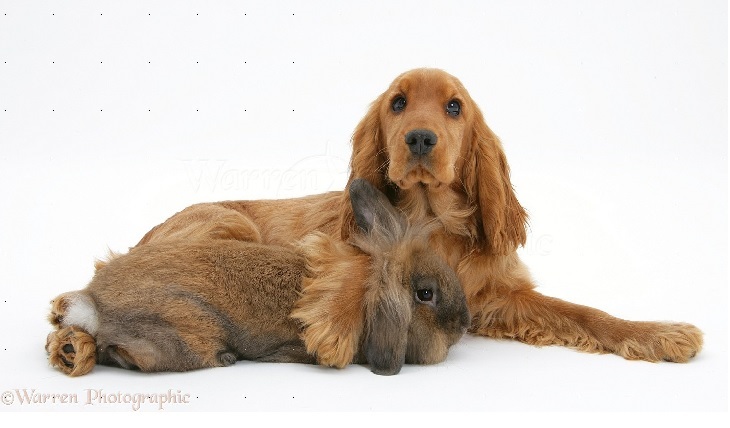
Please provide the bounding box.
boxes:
[0,0,726,421]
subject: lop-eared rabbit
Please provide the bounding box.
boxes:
[46,178,470,376]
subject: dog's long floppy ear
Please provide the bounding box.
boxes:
[339,94,399,240]
[350,178,411,376]
[463,107,528,255]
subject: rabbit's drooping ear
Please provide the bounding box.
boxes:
[351,177,413,375]
[349,178,406,235]
[364,293,412,376]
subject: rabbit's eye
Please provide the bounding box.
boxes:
[416,288,433,302]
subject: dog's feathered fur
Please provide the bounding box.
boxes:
[135,68,702,366]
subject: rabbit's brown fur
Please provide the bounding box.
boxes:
[49,240,314,374]
[46,179,470,376]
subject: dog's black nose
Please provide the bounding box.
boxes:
[405,129,437,156]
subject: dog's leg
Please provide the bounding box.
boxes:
[468,284,703,363]
[457,251,702,362]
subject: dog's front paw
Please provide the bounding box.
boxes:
[46,326,97,376]
[617,322,703,363]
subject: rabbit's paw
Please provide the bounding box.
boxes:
[46,326,96,376]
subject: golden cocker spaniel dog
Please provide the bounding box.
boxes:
[136,68,702,367]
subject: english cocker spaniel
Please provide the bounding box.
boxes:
[135,68,702,367]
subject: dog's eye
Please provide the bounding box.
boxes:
[416,288,433,302]
[392,96,407,113]
[446,99,461,116]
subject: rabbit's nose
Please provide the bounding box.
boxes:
[460,309,471,331]
[446,310,470,334]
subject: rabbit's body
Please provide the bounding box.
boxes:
[46,179,470,376]
[63,241,314,373]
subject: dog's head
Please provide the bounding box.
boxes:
[343,68,528,255]
[376,68,472,189]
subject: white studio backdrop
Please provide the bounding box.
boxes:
[0,0,727,419]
